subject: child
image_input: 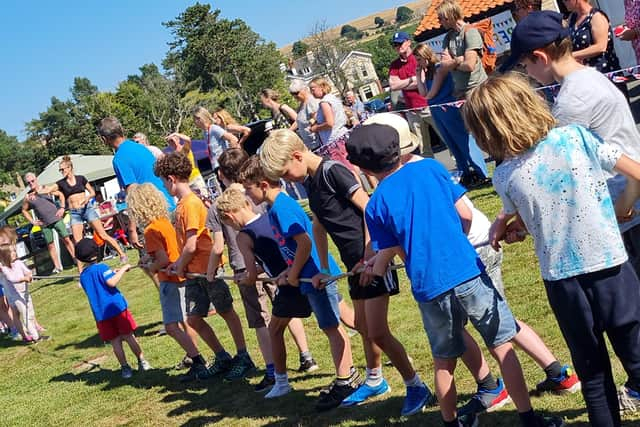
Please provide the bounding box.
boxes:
[0,227,19,339]
[260,129,436,416]
[463,73,640,427]
[0,244,43,343]
[75,238,150,378]
[345,121,564,427]
[238,155,362,411]
[126,183,209,382]
[154,151,255,381]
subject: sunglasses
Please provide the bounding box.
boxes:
[392,42,403,47]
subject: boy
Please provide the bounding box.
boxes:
[259,129,436,416]
[76,238,151,379]
[345,124,563,427]
[238,155,362,411]
[154,151,255,381]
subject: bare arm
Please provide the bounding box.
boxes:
[612,154,640,221]
[22,198,40,225]
[226,124,252,146]
[105,264,131,287]
[455,197,473,235]
[222,131,240,149]
[312,219,330,270]
[173,230,198,277]
[206,230,225,282]
[280,104,298,124]
[572,13,610,61]
[168,132,192,144]
[83,180,96,204]
[283,233,312,287]
[144,249,170,275]
[372,246,399,277]
[389,74,418,91]
[455,48,480,73]
[311,102,334,133]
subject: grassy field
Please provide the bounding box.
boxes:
[2,186,640,426]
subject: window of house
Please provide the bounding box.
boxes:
[360,64,368,78]
[362,85,373,100]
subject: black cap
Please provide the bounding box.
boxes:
[346,123,400,173]
[75,238,99,263]
[501,11,571,72]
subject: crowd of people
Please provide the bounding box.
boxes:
[4,1,640,426]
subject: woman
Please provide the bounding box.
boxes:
[42,156,127,263]
[288,80,320,150]
[164,134,209,200]
[260,88,297,130]
[212,108,252,147]
[414,44,489,186]
[617,0,640,62]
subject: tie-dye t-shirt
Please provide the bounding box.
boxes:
[493,125,627,281]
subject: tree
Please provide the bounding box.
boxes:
[340,25,358,37]
[396,6,414,23]
[306,21,351,95]
[162,4,286,121]
[356,34,398,79]
[374,16,385,27]
[292,41,309,58]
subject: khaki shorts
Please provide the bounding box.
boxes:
[184,277,234,317]
[238,281,277,328]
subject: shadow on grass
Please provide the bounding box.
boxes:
[50,365,176,392]
[54,321,163,351]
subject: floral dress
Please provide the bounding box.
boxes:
[569,8,621,73]
[625,0,640,62]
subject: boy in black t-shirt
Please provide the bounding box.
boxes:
[259,129,436,416]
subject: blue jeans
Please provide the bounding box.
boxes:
[69,204,100,226]
[301,281,340,330]
[418,273,517,359]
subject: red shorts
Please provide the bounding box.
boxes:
[96,309,137,341]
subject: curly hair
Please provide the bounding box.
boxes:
[238,155,280,187]
[154,151,192,181]
[126,183,169,227]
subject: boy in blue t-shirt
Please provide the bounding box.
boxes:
[76,238,151,379]
[346,124,561,427]
[238,156,362,411]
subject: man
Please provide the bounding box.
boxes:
[132,132,164,160]
[21,173,76,273]
[388,31,434,158]
[343,90,366,125]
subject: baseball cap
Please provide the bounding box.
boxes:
[363,113,421,156]
[501,11,571,72]
[75,238,99,263]
[288,79,307,94]
[391,31,411,44]
[346,123,400,173]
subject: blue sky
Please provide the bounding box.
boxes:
[1,1,412,139]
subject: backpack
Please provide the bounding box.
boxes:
[464,19,497,74]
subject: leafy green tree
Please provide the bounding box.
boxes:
[357,35,398,79]
[396,6,414,23]
[292,41,309,58]
[340,25,358,37]
[374,16,385,27]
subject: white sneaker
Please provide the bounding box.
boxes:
[138,359,152,371]
[265,382,292,399]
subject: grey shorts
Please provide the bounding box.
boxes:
[418,273,518,359]
[184,277,233,317]
[159,281,187,324]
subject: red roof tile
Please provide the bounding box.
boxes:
[414,0,514,35]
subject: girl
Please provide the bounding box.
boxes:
[463,73,640,427]
[213,108,252,148]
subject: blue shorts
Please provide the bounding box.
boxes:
[301,281,340,330]
[0,284,4,298]
[159,281,186,324]
[418,273,518,359]
[70,205,100,226]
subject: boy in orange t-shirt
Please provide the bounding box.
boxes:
[126,183,210,382]
[154,152,255,381]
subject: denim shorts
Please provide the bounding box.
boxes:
[476,244,505,297]
[70,204,100,226]
[159,281,187,324]
[301,281,340,330]
[418,273,518,359]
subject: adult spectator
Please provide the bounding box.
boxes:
[165,134,209,200]
[343,90,367,125]
[259,88,297,130]
[512,0,541,21]
[21,173,76,273]
[132,132,164,160]
[212,108,252,147]
[288,80,320,150]
[98,116,176,249]
[388,31,433,158]
[617,0,640,62]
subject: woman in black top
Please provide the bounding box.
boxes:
[41,156,127,263]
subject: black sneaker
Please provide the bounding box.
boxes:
[254,374,275,392]
[458,412,479,427]
[175,355,193,370]
[207,356,233,377]
[535,415,566,427]
[297,358,319,373]
[315,371,363,412]
[223,354,256,382]
[179,363,210,382]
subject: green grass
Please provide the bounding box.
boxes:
[2,187,640,426]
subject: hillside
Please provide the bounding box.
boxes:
[279,1,427,57]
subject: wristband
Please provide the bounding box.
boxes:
[320,267,331,275]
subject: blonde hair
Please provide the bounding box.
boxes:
[309,77,332,95]
[260,89,280,102]
[215,184,249,218]
[192,106,214,126]
[462,73,556,162]
[259,129,308,181]
[213,108,238,129]
[0,226,17,246]
[125,183,169,227]
[413,44,439,80]
[436,0,463,21]
[60,155,74,171]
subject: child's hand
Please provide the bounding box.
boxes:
[206,268,216,283]
[311,272,329,290]
[167,262,183,278]
[234,271,249,286]
[615,201,636,223]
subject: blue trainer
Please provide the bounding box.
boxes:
[401,383,437,416]
[340,379,390,407]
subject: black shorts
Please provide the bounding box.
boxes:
[343,248,400,300]
[272,284,312,319]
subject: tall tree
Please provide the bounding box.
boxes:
[291,40,309,59]
[306,21,351,94]
[396,6,414,23]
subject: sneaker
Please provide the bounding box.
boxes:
[265,382,292,399]
[534,415,566,427]
[254,374,276,393]
[175,355,193,370]
[619,385,640,413]
[121,365,133,379]
[536,365,581,395]
[157,327,167,336]
[223,354,256,382]
[207,355,233,377]
[10,332,22,341]
[297,358,319,373]
[458,378,512,416]
[316,371,363,412]
[138,359,152,371]
[458,412,479,427]
[401,383,437,417]
[179,363,210,382]
[52,268,63,275]
[340,379,390,407]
